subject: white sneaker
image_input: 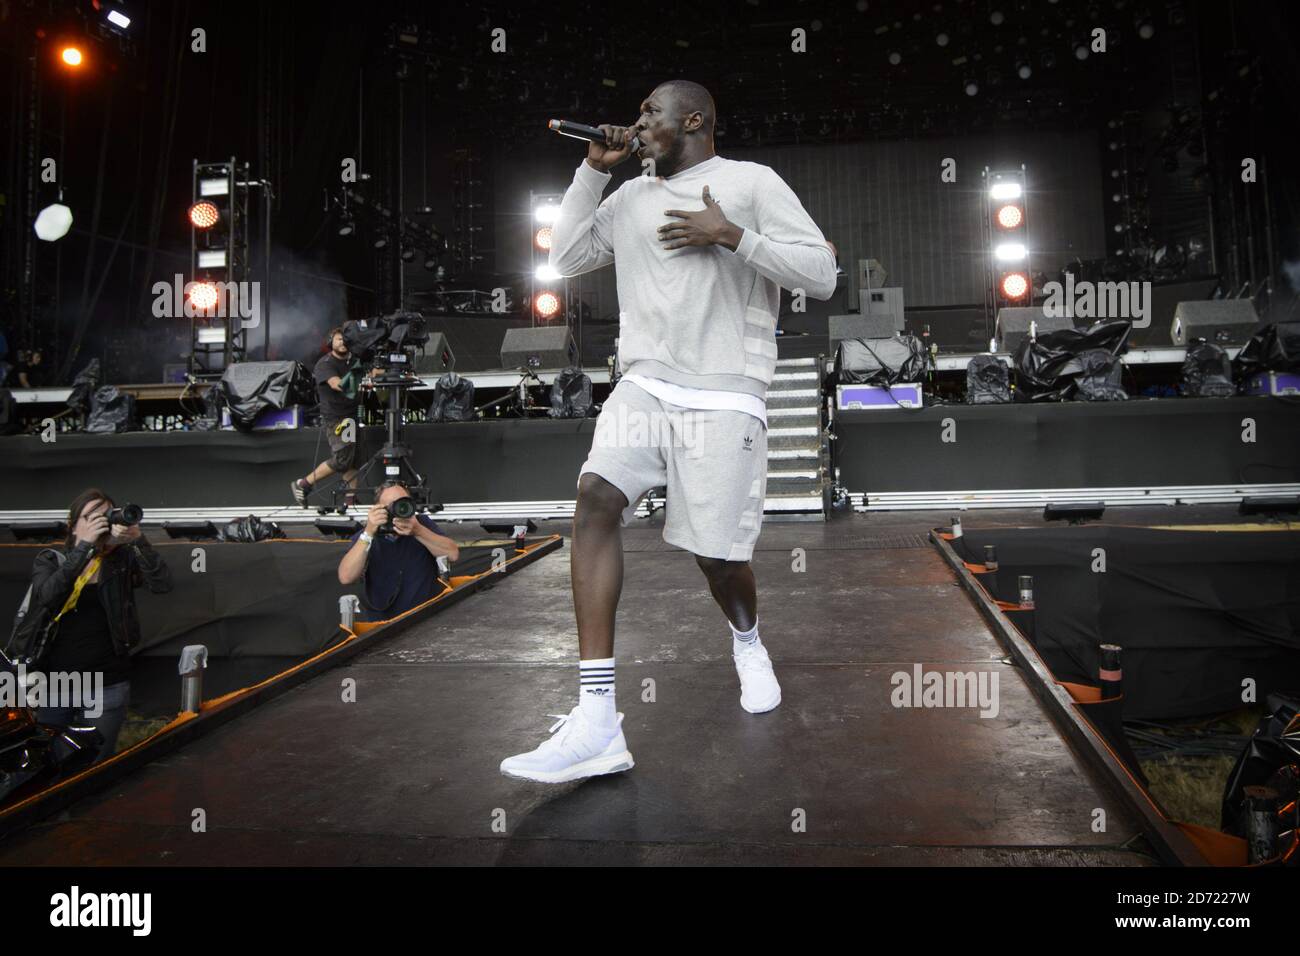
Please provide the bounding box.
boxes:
[499,706,634,783]
[733,638,781,713]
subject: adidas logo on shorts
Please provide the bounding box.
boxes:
[742,435,753,451]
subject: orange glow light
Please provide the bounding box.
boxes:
[188,281,220,311]
[534,226,553,252]
[188,201,220,229]
[996,204,1023,229]
[535,291,561,319]
[61,46,84,67]
[1000,273,1029,299]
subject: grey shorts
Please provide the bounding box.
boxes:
[324,418,357,471]
[578,379,767,561]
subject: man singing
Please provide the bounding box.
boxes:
[500,80,837,783]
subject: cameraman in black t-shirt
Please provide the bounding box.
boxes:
[292,328,361,507]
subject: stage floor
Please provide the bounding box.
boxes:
[0,508,1213,866]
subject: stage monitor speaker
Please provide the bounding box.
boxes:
[500,326,577,370]
[995,307,1073,352]
[860,287,905,329]
[1171,299,1260,347]
[829,314,897,353]
[415,332,455,375]
[1127,277,1220,346]
[855,258,888,298]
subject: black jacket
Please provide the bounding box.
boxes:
[30,536,173,658]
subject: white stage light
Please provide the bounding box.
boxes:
[535,264,561,281]
[34,204,73,241]
[989,182,1022,200]
[995,243,1027,261]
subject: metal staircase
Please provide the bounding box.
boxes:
[764,356,827,520]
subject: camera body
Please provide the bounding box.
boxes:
[107,504,143,527]
[378,496,418,537]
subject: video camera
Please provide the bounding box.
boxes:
[342,311,429,382]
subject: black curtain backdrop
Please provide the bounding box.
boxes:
[950,526,1300,719]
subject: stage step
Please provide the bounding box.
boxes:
[763,362,825,521]
[771,370,819,384]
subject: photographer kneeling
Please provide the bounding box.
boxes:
[338,481,460,622]
[28,490,172,764]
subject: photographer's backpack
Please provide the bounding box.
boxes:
[4,549,67,667]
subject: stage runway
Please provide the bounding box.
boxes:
[0,511,1159,866]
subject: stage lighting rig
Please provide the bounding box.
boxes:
[983,166,1031,331]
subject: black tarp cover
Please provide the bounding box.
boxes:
[218,361,314,431]
[947,526,1300,720]
[549,367,594,418]
[430,372,476,422]
[834,335,927,386]
[1013,320,1131,401]
[1234,321,1300,379]
[965,355,1011,404]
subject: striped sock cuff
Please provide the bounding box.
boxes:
[579,657,616,696]
[730,620,759,644]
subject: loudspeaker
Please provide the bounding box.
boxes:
[860,286,905,328]
[1171,299,1260,347]
[855,258,888,293]
[500,326,577,370]
[995,307,1073,352]
[1127,278,1219,346]
[414,332,455,375]
[830,314,897,353]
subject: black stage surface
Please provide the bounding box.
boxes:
[0,508,1220,866]
[2,396,1296,509]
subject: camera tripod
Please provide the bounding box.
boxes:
[327,369,440,515]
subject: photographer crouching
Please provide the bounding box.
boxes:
[25,490,172,764]
[337,481,460,622]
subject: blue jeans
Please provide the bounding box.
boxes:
[35,680,131,765]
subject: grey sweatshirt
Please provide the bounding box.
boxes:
[550,154,837,399]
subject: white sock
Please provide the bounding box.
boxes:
[578,657,617,727]
[730,619,759,654]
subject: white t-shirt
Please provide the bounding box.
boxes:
[621,373,767,427]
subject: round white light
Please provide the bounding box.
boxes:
[34,203,73,241]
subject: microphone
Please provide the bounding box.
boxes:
[548,119,641,153]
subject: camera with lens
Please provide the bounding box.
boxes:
[379,496,418,537]
[107,503,143,527]
[342,311,429,383]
